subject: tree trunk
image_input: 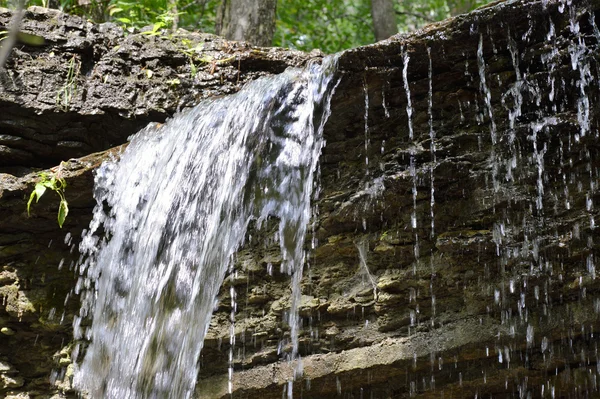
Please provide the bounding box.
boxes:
[370,0,397,41]
[215,0,276,47]
[169,0,179,31]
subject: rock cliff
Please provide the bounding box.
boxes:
[1,0,599,397]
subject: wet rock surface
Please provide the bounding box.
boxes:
[1,0,600,398]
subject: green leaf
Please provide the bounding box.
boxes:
[153,22,164,32]
[34,182,47,201]
[142,22,164,35]
[58,199,69,228]
[192,43,204,53]
[16,32,45,46]
[109,7,123,16]
[27,182,47,216]
[26,170,69,227]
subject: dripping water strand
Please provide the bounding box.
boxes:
[363,73,370,176]
[228,261,236,396]
[402,47,417,228]
[402,47,414,141]
[402,45,419,269]
[502,26,523,183]
[567,3,591,140]
[427,47,436,328]
[530,118,556,212]
[382,81,390,118]
[427,47,435,238]
[477,33,499,198]
[477,34,497,145]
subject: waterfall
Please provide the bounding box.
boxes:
[71,57,338,399]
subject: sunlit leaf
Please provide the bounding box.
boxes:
[58,199,69,228]
[190,60,197,77]
[26,171,69,227]
[109,7,124,16]
[34,183,47,201]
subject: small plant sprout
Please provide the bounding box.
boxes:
[27,169,69,228]
[56,55,79,111]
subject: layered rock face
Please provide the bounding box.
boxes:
[1,0,600,398]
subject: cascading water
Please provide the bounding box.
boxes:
[71,57,338,398]
[402,47,418,243]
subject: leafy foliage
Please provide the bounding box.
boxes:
[0,0,489,52]
[27,170,69,228]
[56,54,78,110]
[1,0,219,32]
[275,0,490,53]
[395,0,488,31]
[275,0,374,54]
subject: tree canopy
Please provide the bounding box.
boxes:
[0,0,491,53]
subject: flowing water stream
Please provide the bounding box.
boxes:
[72,57,338,399]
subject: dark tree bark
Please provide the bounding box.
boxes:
[370,0,397,41]
[215,0,277,47]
